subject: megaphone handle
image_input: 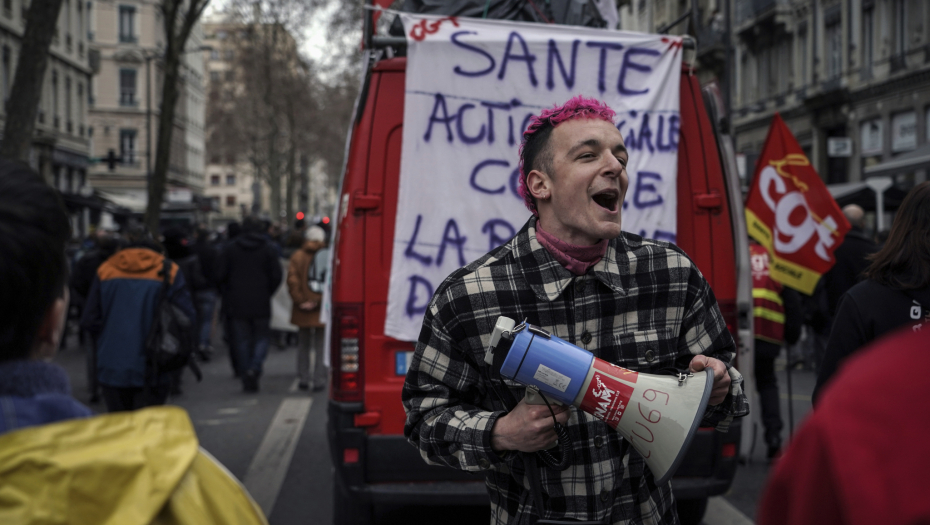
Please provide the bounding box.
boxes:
[525,387,564,406]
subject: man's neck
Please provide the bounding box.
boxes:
[535,220,607,276]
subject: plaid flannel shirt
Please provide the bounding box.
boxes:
[402,218,749,525]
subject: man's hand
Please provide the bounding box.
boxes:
[298,300,318,311]
[490,398,570,453]
[689,355,730,405]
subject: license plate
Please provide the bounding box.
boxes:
[395,351,414,376]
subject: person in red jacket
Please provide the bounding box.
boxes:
[749,240,801,460]
[757,325,930,525]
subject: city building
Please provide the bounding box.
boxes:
[86,0,207,225]
[620,0,930,203]
[732,0,930,192]
[202,14,304,228]
[0,0,97,236]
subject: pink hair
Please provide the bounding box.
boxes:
[517,96,617,215]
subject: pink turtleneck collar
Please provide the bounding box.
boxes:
[535,222,608,276]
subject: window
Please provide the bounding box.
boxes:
[118,5,135,43]
[210,71,220,83]
[119,68,136,106]
[224,70,234,81]
[826,20,841,80]
[77,1,83,47]
[65,76,71,132]
[77,83,84,135]
[226,195,236,207]
[63,0,71,50]
[2,46,9,106]
[893,0,906,56]
[210,174,220,186]
[862,7,874,79]
[226,174,235,185]
[892,112,917,152]
[210,49,220,61]
[51,70,58,128]
[120,129,137,164]
[798,29,808,87]
[224,49,234,61]
[215,30,227,40]
[86,1,93,41]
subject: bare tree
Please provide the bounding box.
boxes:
[143,0,212,234]
[205,0,361,222]
[0,0,65,162]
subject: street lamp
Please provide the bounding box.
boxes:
[143,45,212,181]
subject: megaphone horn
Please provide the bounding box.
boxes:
[485,316,713,485]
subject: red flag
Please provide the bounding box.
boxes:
[745,113,850,295]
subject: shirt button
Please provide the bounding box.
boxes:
[581,331,592,345]
[645,349,656,362]
[575,279,585,292]
[600,488,610,502]
[478,458,490,469]
[594,436,604,448]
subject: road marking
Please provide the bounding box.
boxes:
[242,397,313,515]
[705,496,755,525]
[217,407,241,415]
[288,378,300,393]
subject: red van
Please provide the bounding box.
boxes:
[326,31,752,525]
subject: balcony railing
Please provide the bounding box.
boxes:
[736,0,788,25]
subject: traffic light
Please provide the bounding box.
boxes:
[106,150,119,171]
[322,216,330,225]
[296,211,305,220]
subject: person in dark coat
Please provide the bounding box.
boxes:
[215,217,283,392]
[162,226,210,395]
[70,231,121,403]
[191,227,219,357]
[0,159,93,434]
[805,204,879,369]
[813,182,930,403]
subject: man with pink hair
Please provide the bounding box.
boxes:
[403,96,748,524]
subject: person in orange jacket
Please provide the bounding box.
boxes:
[0,158,268,525]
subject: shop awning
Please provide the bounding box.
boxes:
[827,180,909,212]
[863,143,930,178]
[96,190,148,213]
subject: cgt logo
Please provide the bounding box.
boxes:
[758,155,840,261]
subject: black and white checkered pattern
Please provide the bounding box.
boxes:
[402,217,749,525]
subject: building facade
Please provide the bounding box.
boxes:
[619,0,930,194]
[0,0,96,236]
[732,0,929,189]
[87,0,206,219]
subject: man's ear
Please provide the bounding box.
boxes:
[31,292,69,361]
[526,169,551,201]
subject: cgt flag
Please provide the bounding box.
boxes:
[745,113,850,295]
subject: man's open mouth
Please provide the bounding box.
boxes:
[592,190,619,212]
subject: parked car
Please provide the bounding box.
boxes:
[326,20,752,525]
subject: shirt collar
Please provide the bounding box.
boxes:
[511,217,628,302]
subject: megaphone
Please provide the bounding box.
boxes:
[485,317,713,485]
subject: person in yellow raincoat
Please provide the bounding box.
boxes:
[0,160,267,525]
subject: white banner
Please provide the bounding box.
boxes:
[386,14,682,341]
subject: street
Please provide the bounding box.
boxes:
[53,325,817,525]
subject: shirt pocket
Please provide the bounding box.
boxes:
[609,327,678,371]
